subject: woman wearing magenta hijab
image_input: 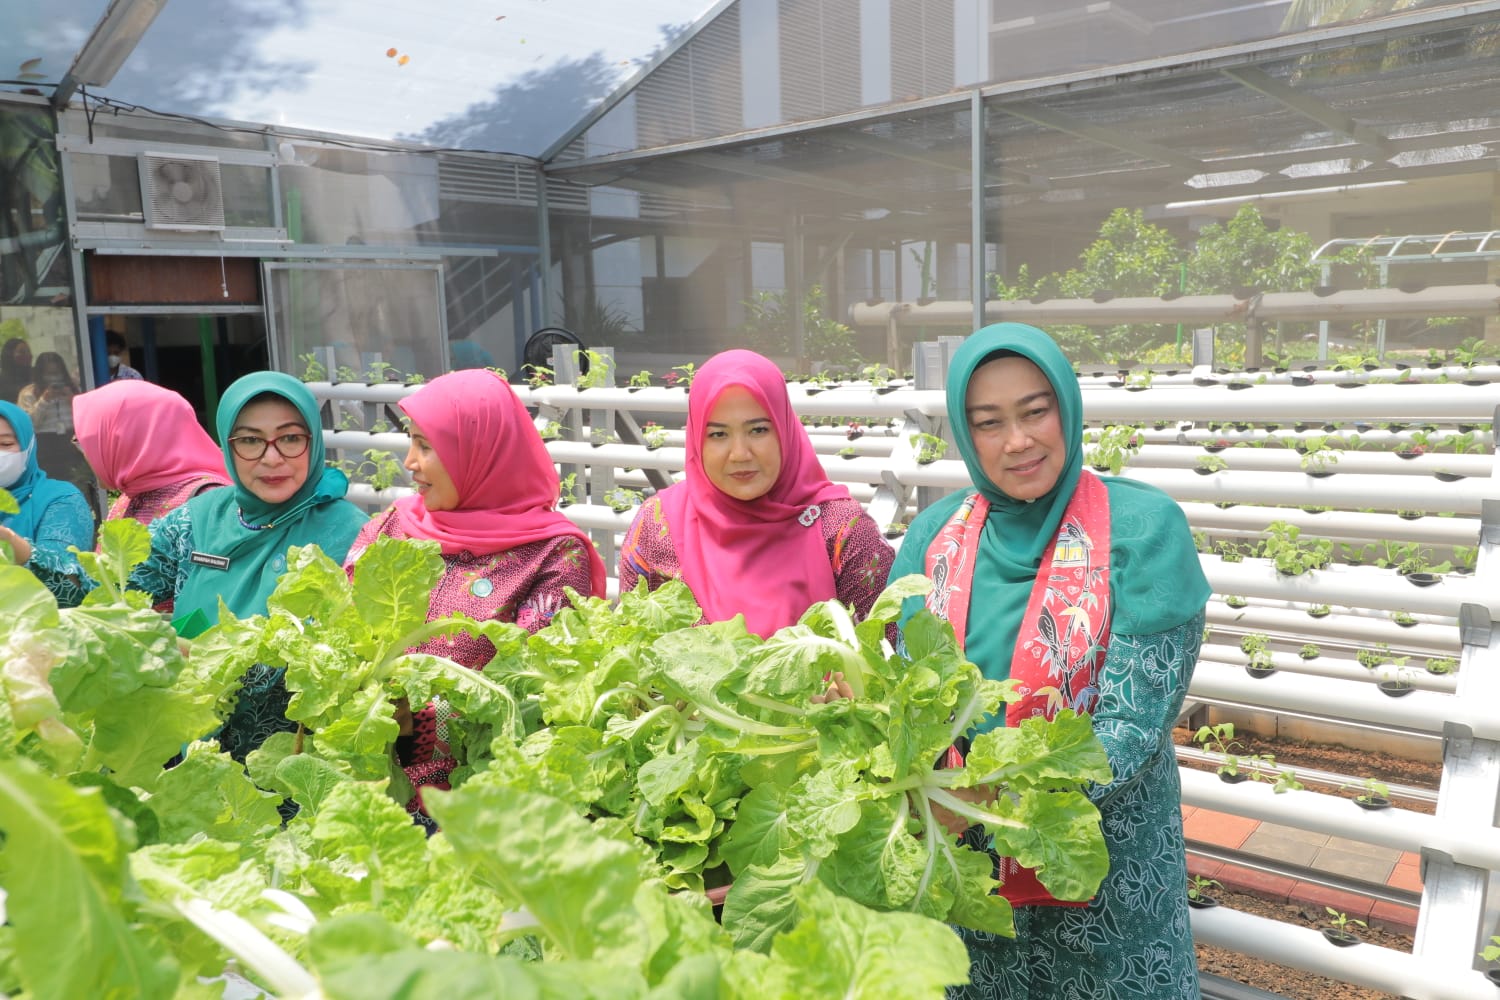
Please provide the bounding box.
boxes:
[129,371,368,760]
[344,368,607,820]
[618,349,893,636]
[0,400,94,606]
[72,380,230,533]
[887,323,1209,999]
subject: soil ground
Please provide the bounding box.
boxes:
[1175,724,1439,996]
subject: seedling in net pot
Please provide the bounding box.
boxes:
[1186,875,1222,909]
[1193,723,1247,781]
[1323,908,1366,946]
[911,432,948,464]
[1346,777,1390,810]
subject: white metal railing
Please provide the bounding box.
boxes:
[306,340,1500,999]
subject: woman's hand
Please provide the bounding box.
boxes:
[810,670,855,704]
[392,696,414,736]
[933,784,997,838]
[0,525,31,564]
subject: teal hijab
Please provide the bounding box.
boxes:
[173,372,367,628]
[0,400,81,540]
[893,323,1209,685]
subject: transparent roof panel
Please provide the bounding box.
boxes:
[9,0,718,157]
[0,0,112,95]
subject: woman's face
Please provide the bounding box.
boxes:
[964,355,1066,501]
[229,398,311,505]
[701,385,782,502]
[404,419,459,512]
[0,418,16,452]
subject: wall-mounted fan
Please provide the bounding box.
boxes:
[522,326,588,380]
[138,152,226,231]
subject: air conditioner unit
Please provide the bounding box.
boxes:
[138,151,226,231]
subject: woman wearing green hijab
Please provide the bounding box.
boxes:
[887,324,1209,999]
[131,371,368,760]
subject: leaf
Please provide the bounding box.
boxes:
[867,573,931,625]
[73,518,152,595]
[427,779,650,964]
[0,487,17,515]
[768,881,970,998]
[148,742,283,844]
[965,709,1114,791]
[721,858,806,953]
[87,684,223,788]
[815,799,923,910]
[51,601,182,713]
[718,782,791,873]
[311,781,429,892]
[982,789,1110,902]
[267,544,358,633]
[0,761,180,998]
[351,535,445,647]
[782,765,862,859]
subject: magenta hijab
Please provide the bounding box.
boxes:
[71,380,230,495]
[394,369,607,597]
[660,350,851,637]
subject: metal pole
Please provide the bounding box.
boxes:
[536,167,554,329]
[971,89,986,336]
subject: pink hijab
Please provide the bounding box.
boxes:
[395,369,607,597]
[660,350,851,637]
[72,380,229,495]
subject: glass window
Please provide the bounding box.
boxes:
[264,263,448,381]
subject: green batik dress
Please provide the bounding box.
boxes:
[130,503,297,761]
[948,615,1204,1000]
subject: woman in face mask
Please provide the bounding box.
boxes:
[0,400,96,606]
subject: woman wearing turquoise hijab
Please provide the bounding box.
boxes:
[887,324,1209,999]
[0,400,94,606]
[131,372,368,759]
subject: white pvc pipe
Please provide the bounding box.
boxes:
[1204,604,1459,652]
[1201,555,1492,618]
[1181,767,1500,874]
[1182,503,1479,547]
[1197,644,1457,693]
[1187,661,1500,741]
[1190,904,1499,1000]
[1124,443,1495,479]
[1123,468,1497,515]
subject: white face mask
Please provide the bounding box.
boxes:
[108,354,121,369]
[0,448,29,489]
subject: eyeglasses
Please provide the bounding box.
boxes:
[227,432,311,462]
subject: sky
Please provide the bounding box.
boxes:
[3,0,718,155]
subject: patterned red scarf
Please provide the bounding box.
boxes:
[925,469,1112,906]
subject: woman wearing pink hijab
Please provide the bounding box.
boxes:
[619,349,893,637]
[343,368,607,821]
[72,380,230,536]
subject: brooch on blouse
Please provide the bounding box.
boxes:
[798,504,822,527]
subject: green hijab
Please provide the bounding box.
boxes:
[173,372,367,631]
[892,323,1209,686]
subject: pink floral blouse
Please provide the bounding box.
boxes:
[617,494,895,624]
[345,506,599,810]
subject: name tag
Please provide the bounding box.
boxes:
[190,551,231,570]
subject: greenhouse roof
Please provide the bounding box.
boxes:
[1,0,720,157]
